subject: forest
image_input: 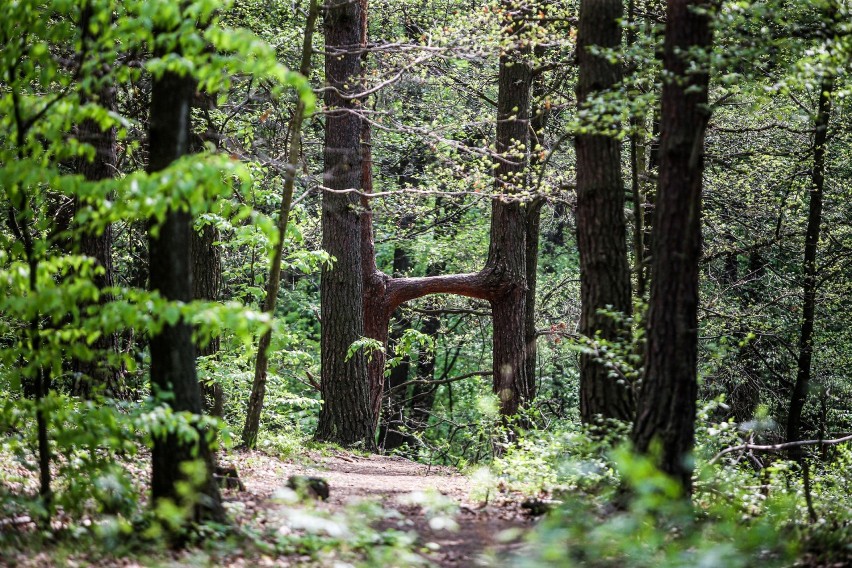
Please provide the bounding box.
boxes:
[1,0,852,565]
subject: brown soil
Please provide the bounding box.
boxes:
[230,449,534,567]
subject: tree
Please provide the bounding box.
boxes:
[72,78,123,399]
[317,0,541,445]
[786,72,834,459]
[192,221,225,416]
[147,35,225,524]
[574,0,635,424]
[631,0,713,494]
[315,0,376,446]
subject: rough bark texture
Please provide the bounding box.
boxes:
[148,66,224,523]
[631,0,712,495]
[488,7,532,418]
[72,84,123,399]
[191,223,224,416]
[575,0,634,424]
[786,74,834,460]
[315,0,375,446]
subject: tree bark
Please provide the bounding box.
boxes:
[73,83,123,399]
[147,62,225,524]
[786,74,834,460]
[631,0,713,495]
[315,0,375,446]
[191,223,224,416]
[487,2,532,418]
[575,0,634,424]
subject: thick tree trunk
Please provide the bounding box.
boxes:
[488,5,532,418]
[315,0,375,446]
[191,223,224,416]
[148,67,224,523]
[73,84,123,399]
[575,0,634,424]
[631,0,712,495]
[786,74,834,460]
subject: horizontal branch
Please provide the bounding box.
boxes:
[386,272,501,312]
[708,434,852,465]
[317,184,529,203]
[386,370,493,395]
[409,306,491,317]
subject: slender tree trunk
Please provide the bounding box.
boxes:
[627,0,648,301]
[786,74,834,460]
[631,0,713,495]
[379,246,413,450]
[408,312,442,433]
[148,62,224,524]
[524,198,542,404]
[315,0,375,446]
[242,0,319,449]
[575,0,634,424]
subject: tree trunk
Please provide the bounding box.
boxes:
[147,64,224,524]
[191,223,224,416]
[786,74,834,460]
[408,311,442,434]
[71,83,124,399]
[315,0,375,446]
[378,246,414,450]
[630,0,713,495]
[627,0,648,301]
[575,0,634,424]
[523,46,551,407]
[488,3,532,418]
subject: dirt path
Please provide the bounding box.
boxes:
[231,449,533,566]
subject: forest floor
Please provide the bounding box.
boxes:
[228,448,535,566]
[1,448,538,567]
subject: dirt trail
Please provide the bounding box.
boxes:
[232,450,533,566]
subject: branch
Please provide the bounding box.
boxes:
[386,370,493,395]
[386,271,503,312]
[409,306,490,317]
[708,434,852,465]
